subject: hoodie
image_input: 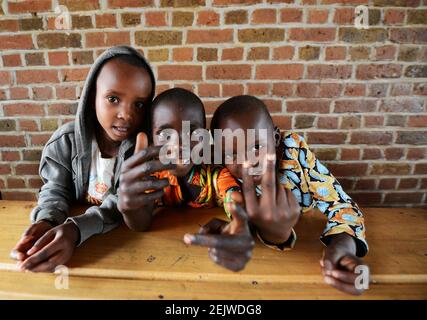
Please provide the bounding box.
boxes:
[30,46,155,245]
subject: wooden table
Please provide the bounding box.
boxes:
[0,200,426,299]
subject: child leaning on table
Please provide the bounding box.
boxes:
[117,88,253,271]
[10,46,156,272]
[186,95,370,295]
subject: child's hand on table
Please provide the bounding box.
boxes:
[10,220,54,261]
[242,154,301,245]
[17,221,80,272]
[320,233,370,295]
[183,194,254,272]
[118,132,176,215]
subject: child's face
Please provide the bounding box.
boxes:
[95,58,152,143]
[152,101,205,177]
[216,113,275,185]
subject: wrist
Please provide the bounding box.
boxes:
[258,227,292,245]
[328,233,357,255]
[65,221,80,246]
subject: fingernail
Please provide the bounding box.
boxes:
[324,277,333,285]
[27,248,36,256]
[183,234,194,245]
[332,271,339,278]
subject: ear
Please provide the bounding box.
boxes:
[273,126,281,148]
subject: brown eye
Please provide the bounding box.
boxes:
[135,101,144,109]
[107,96,119,104]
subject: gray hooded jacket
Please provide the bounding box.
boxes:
[30,46,154,245]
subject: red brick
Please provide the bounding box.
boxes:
[384,193,423,205]
[47,103,78,116]
[327,163,368,177]
[272,83,293,97]
[221,48,243,61]
[308,9,329,24]
[56,86,77,100]
[16,70,59,84]
[280,9,303,23]
[222,84,244,97]
[351,132,393,145]
[0,134,26,147]
[2,54,22,67]
[408,115,427,127]
[0,164,12,175]
[364,115,384,127]
[4,103,45,116]
[172,48,193,61]
[344,84,365,96]
[2,151,20,162]
[197,10,220,26]
[384,9,405,25]
[341,148,360,160]
[1,192,37,201]
[48,51,69,66]
[206,64,252,80]
[30,134,52,146]
[350,193,382,206]
[272,115,292,130]
[415,163,427,174]
[379,178,397,190]
[289,28,335,41]
[356,64,402,79]
[263,99,282,113]
[407,148,426,160]
[307,65,352,79]
[0,35,33,50]
[247,83,270,96]
[19,119,39,131]
[108,0,153,8]
[333,8,354,24]
[354,179,376,190]
[8,0,52,14]
[8,178,26,189]
[0,19,19,32]
[198,84,220,97]
[252,9,277,24]
[187,29,233,43]
[0,72,12,86]
[334,100,376,113]
[61,68,90,82]
[318,117,338,129]
[256,64,303,80]
[145,12,167,26]
[158,65,202,80]
[286,100,330,113]
[58,0,100,11]
[325,46,346,61]
[307,132,347,145]
[33,87,53,100]
[272,46,294,60]
[385,147,405,160]
[375,45,397,60]
[86,32,130,47]
[96,14,117,28]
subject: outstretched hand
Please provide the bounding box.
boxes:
[183,192,254,272]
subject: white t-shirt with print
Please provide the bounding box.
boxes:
[86,138,117,205]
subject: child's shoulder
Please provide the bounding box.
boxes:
[280,130,307,149]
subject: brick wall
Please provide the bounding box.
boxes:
[0,0,426,207]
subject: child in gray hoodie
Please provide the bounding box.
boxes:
[10,46,157,272]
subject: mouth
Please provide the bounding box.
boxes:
[112,126,130,138]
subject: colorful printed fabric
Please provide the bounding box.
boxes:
[153,165,240,216]
[275,131,368,256]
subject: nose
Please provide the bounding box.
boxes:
[117,102,134,122]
